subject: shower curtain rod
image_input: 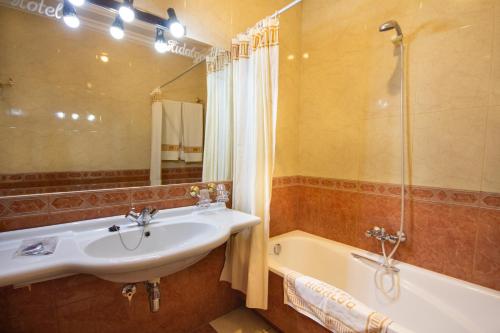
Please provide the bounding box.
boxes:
[271,0,302,18]
[155,0,301,92]
[156,59,206,91]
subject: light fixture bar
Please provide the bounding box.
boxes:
[86,0,171,29]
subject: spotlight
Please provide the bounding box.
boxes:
[154,28,168,53]
[119,0,135,23]
[87,114,96,122]
[63,0,80,29]
[71,113,80,120]
[166,8,185,38]
[98,54,109,63]
[68,0,85,6]
[110,15,125,40]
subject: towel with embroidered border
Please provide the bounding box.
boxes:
[284,269,393,333]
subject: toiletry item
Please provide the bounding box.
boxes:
[14,237,58,257]
[197,189,212,208]
[216,183,230,203]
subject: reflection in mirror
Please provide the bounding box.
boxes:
[0,1,221,196]
[202,49,233,183]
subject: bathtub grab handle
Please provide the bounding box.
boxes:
[351,253,400,273]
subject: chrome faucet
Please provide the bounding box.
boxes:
[125,207,158,226]
[365,226,406,244]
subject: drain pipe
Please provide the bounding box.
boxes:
[145,278,161,312]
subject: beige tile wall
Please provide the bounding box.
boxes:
[0,7,206,173]
[298,0,500,192]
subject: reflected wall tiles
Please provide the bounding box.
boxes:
[0,8,206,174]
[0,167,201,196]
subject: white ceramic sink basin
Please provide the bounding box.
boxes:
[84,222,217,258]
[0,204,260,285]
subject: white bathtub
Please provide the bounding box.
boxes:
[268,230,500,333]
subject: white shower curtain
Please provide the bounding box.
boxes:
[220,16,279,309]
[203,49,233,181]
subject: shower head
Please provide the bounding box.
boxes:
[379,20,403,43]
[379,20,402,35]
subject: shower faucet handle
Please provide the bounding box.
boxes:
[365,226,406,243]
[365,226,383,238]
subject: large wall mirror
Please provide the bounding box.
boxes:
[0,0,228,196]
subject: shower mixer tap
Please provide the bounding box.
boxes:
[365,226,406,244]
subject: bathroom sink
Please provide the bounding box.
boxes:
[84,222,217,259]
[0,204,260,286]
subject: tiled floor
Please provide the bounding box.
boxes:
[207,307,279,333]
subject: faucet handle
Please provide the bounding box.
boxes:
[365,226,382,238]
[125,208,139,219]
[149,208,158,217]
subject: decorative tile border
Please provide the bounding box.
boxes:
[0,167,202,196]
[273,176,500,210]
[0,181,231,232]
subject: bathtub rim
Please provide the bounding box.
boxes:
[267,230,500,298]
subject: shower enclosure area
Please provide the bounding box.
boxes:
[261,1,500,332]
[269,0,500,300]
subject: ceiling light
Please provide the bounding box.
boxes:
[119,0,135,23]
[110,15,125,40]
[63,0,80,29]
[87,114,96,121]
[154,28,168,53]
[71,113,79,120]
[55,111,66,119]
[68,0,85,6]
[166,8,185,38]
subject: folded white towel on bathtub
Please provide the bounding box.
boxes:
[283,269,393,333]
